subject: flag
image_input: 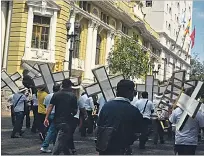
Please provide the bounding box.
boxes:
[179,9,186,25]
[184,18,191,36]
[190,26,196,49]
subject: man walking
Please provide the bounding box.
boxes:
[40,84,60,153]
[96,80,143,155]
[44,79,78,155]
[134,91,154,149]
[11,87,28,138]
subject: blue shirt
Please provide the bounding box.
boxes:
[12,93,27,112]
[43,93,55,114]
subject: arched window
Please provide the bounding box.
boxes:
[95,34,101,65]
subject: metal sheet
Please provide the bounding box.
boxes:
[109,75,124,88]
[1,71,19,93]
[92,66,115,102]
[53,72,65,82]
[146,75,154,101]
[1,80,6,88]
[21,62,41,77]
[63,71,70,79]
[136,84,145,92]
[38,63,55,93]
[85,83,101,96]
[33,76,44,87]
[10,72,21,81]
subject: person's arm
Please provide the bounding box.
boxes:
[71,95,78,116]
[169,110,176,125]
[197,112,204,129]
[44,94,55,127]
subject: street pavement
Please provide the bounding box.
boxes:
[1,115,204,155]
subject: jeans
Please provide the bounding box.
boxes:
[38,113,46,134]
[52,123,73,155]
[174,145,197,155]
[11,106,16,127]
[11,111,24,136]
[69,118,79,150]
[41,114,57,149]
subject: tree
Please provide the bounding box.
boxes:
[190,57,204,100]
[107,37,150,79]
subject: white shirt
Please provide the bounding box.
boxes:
[75,98,85,119]
[169,107,204,145]
[7,94,14,106]
[134,98,154,119]
[131,96,138,106]
[97,96,106,115]
[79,94,94,111]
[12,93,27,112]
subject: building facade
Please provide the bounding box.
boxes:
[143,0,192,80]
[1,0,192,87]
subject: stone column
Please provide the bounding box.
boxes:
[1,1,8,67]
[64,10,75,70]
[84,20,94,82]
[23,6,34,60]
[2,1,12,69]
[105,31,112,66]
[91,22,99,70]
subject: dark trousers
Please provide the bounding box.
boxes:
[152,119,164,144]
[24,106,30,128]
[174,145,197,155]
[31,106,38,132]
[81,110,94,136]
[139,118,151,148]
[52,123,73,155]
[70,118,79,150]
[11,106,16,127]
[11,111,24,136]
[38,113,46,134]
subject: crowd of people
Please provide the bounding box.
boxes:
[6,70,204,155]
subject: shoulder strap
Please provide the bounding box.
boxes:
[14,95,23,108]
[142,100,149,114]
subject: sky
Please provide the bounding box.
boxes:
[192,1,204,62]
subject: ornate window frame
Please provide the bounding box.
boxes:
[22,0,60,63]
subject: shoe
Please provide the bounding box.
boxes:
[39,133,45,141]
[40,147,52,153]
[11,135,20,138]
[71,149,77,155]
[19,130,25,136]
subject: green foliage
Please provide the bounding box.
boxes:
[190,58,204,99]
[107,37,149,79]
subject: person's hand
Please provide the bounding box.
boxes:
[44,118,49,127]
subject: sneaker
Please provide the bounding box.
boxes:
[40,147,52,153]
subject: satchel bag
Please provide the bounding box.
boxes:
[96,126,117,152]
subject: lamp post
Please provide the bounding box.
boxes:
[66,20,80,78]
[152,63,161,79]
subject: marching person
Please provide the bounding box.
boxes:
[96,80,143,155]
[40,84,60,153]
[70,92,88,155]
[152,94,165,145]
[37,85,48,141]
[134,91,154,149]
[11,86,28,138]
[79,92,95,136]
[97,94,106,116]
[44,79,78,155]
[169,88,204,155]
[131,90,138,106]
